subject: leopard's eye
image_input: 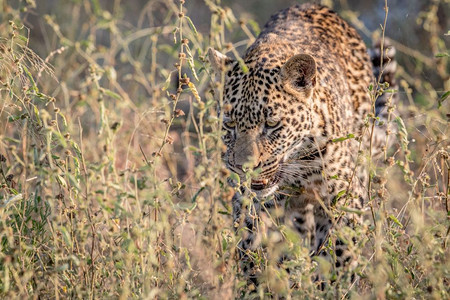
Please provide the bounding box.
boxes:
[265,119,281,129]
[223,120,237,130]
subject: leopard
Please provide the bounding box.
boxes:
[208,3,397,286]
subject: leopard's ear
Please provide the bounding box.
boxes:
[281,54,317,98]
[207,48,234,75]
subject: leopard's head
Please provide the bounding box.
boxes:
[209,48,319,197]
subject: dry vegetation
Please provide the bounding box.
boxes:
[0,0,448,299]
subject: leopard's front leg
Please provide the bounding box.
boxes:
[232,191,262,285]
[312,190,364,285]
[232,190,284,286]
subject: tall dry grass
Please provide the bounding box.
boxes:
[0,0,448,299]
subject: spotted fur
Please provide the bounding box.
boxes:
[209,3,396,284]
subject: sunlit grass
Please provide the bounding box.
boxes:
[0,0,448,298]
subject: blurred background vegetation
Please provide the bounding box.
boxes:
[0,0,448,298]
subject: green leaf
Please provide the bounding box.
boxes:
[332,133,355,143]
[435,53,449,58]
[228,172,240,187]
[71,141,83,159]
[333,190,347,205]
[58,112,67,127]
[56,174,67,188]
[17,35,28,43]
[161,71,173,91]
[185,16,198,36]
[389,214,403,228]
[191,186,205,203]
[184,16,198,36]
[438,91,449,108]
[8,115,21,122]
[177,202,197,213]
[338,206,364,215]
[336,190,346,197]
[4,137,20,143]
[247,19,261,36]
[22,65,38,92]
[222,236,228,252]
[407,244,413,255]
[102,88,121,100]
[237,58,248,73]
